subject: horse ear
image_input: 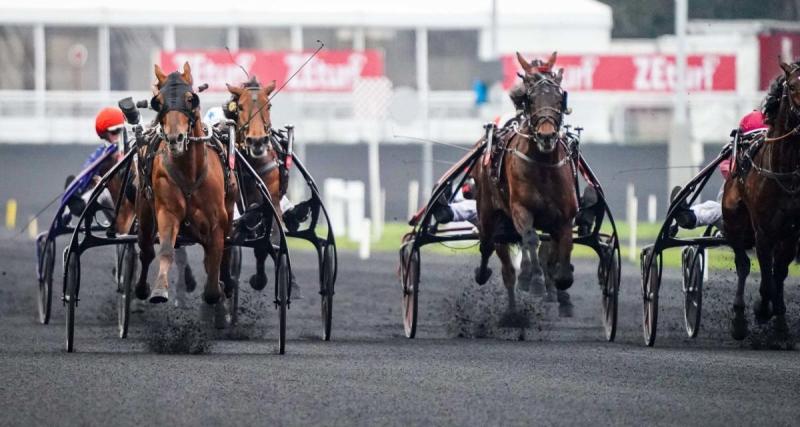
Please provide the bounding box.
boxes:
[264,80,277,95]
[555,68,564,84]
[516,52,533,75]
[547,51,558,69]
[780,61,795,76]
[182,62,193,85]
[226,83,243,97]
[154,64,167,86]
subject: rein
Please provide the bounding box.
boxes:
[507,119,572,168]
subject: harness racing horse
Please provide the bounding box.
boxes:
[135,62,238,315]
[723,61,800,342]
[473,52,578,317]
[223,76,285,291]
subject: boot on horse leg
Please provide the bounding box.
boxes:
[769,239,794,342]
[753,239,774,324]
[249,245,269,291]
[149,216,180,304]
[474,239,494,285]
[513,210,546,294]
[730,248,750,340]
[173,246,190,308]
[551,224,575,291]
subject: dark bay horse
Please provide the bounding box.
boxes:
[473,52,577,316]
[135,62,238,309]
[224,76,284,290]
[723,61,800,341]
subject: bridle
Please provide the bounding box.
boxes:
[152,72,201,155]
[510,74,571,165]
[228,86,273,159]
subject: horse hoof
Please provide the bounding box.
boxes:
[474,267,492,285]
[214,300,230,330]
[754,299,773,324]
[530,274,546,296]
[544,290,557,303]
[249,273,268,291]
[149,287,169,304]
[558,302,574,318]
[553,265,574,291]
[730,306,748,341]
[184,266,197,293]
[203,289,223,305]
[223,280,237,299]
[135,282,151,301]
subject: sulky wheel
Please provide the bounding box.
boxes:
[275,253,289,355]
[401,246,420,339]
[64,250,80,353]
[681,246,704,338]
[641,248,662,347]
[229,246,242,326]
[320,244,335,341]
[116,244,136,339]
[37,238,56,325]
[599,239,621,342]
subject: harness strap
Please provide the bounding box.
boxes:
[160,148,209,202]
[256,160,281,176]
[765,124,800,143]
[507,147,572,168]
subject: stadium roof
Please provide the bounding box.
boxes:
[0,0,612,29]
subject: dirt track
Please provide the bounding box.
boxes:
[0,237,798,426]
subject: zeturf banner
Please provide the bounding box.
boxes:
[158,50,384,92]
[502,54,736,92]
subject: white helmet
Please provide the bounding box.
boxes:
[203,106,225,126]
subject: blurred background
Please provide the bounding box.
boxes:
[0,0,797,235]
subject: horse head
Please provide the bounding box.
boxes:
[779,60,800,120]
[225,76,276,159]
[152,62,200,157]
[516,52,566,154]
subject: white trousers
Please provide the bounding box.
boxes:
[451,199,477,224]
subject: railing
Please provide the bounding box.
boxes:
[0,89,765,144]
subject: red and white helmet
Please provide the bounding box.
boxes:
[738,110,768,136]
[95,107,125,138]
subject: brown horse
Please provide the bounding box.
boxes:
[135,62,237,308]
[224,76,284,290]
[722,61,800,341]
[473,52,577,317]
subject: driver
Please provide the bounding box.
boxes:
[671,110,768,230]
[63,107,126,220]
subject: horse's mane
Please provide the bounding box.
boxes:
[763,60,800,126]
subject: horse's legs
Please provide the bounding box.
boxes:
[150,209,180,303]
[495,244,516,313]
[511,207,545,291]
[731,248,750,340]
[518,247,537,292]
[551,223,575,290]
[201,226,225,305]
[753,235,774,323]
[474,215,495,285]
[770,238,795,335]
[173,246,189,308]
[135,204,155,301]
[249,245,269,291]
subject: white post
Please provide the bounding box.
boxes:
[323,178,347,237]
[368,138,382,240]
[226,26,239,51]
[667,0,695,194]
[98,25,110,93]
[647,194,657,223]
[626,183,638,261]
[359,218,372,260]
[34,24,45,117]
[346,181,366,242]
[416,27,432,197]
[163,25,176,52]
[28,217,38,240]
[407,180,420,219]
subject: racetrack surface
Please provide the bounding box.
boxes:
[1,237,798,426]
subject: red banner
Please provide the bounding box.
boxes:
[158,50,384,92]
[758,32,800,90]
[502,54,736,92]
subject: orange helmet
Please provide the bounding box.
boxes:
[95,107,125,138]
